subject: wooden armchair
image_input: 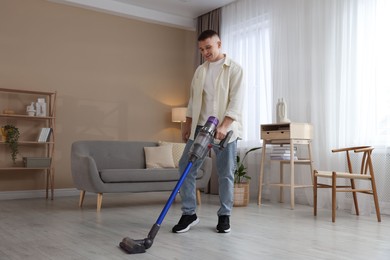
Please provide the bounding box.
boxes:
[313,146,381,222]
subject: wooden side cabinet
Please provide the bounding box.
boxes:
[257,123,313,209]
[0,88,56,199]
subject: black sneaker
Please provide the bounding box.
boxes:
[216,215,231,233]
[172,214,199,233]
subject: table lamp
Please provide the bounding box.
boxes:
[172,107,187,132]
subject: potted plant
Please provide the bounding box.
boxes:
[233,147,261,206]
[2,124,20,165]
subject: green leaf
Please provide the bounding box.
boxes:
[234,146,261,183]
[2,124,20,164]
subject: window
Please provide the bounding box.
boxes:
[221,6,272,146]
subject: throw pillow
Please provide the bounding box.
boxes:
[144,144,175,169]
[159,141,186,168]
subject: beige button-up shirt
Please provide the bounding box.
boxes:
[186,55,244,142]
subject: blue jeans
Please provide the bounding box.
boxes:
[178,127,237,216]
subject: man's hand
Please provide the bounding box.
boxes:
[182,117,192,142]
[215,116,234,140]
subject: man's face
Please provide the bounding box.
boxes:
[198,36,222,62]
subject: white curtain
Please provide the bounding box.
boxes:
[222,0,390,215]
[221,0,273,148]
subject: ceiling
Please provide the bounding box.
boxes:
[49,0,236,31]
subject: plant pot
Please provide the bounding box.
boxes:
[233,182,249,207]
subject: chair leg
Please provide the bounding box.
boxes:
[97,193,103,212]
[79,190,86,207]
[313,171,317,217]
[196,189,201,205]
[350,179,359,216]
[332,172,336,222]
[371,178,381,222]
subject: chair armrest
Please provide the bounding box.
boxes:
[332,146,371,153]
[353,146,373,153]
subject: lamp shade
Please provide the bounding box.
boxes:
[172,107,187,123]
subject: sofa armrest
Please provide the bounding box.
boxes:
[71,148,105,193]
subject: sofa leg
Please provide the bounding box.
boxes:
[97,193,103,212]
[79,190,86,207]
[196,189,201,205]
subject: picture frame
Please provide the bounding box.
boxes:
[37,128,52,142]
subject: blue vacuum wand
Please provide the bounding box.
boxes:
[119,116,232,254]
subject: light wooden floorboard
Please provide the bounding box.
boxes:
[0,192,389,260]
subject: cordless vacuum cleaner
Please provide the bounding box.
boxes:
[119,116,232,254]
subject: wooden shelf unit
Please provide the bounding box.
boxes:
[258,123,314,209]
[0,87,56,199]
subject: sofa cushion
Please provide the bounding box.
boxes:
[99,168,205,183]
[144,144,175,168]
[159,141,186,168]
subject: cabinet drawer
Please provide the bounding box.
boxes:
[261,130,290,140]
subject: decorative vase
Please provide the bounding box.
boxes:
[233,182,250,207]
[276,98,291,123]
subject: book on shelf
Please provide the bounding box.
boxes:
[271,146,297,151]
[271,150,293,154]
[270,155,298,160]
[270,145,297,160]
[37,128,52,142]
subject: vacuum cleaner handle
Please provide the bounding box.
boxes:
[218,130,233,150]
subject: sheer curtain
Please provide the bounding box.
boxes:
[221,0,390,215]
[221,0,272,149]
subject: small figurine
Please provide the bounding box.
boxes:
[26,102,35,116]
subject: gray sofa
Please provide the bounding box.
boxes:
[71,140,212,211]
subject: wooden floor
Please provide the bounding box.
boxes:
[0,192,389,260]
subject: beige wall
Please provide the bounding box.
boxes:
[0,0,196,191]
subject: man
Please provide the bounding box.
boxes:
[172,30,244,234]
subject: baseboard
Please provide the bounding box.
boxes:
[0,188,79,200]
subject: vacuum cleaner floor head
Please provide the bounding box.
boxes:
[119,237,146,254]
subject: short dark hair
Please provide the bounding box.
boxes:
[198,30,219,41]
